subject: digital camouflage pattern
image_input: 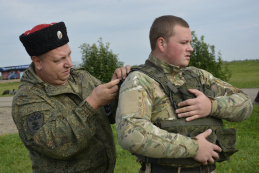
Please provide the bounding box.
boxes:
[12,63,117,173]
[116,53,252,162]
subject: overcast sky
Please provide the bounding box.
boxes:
[0,0,258,68]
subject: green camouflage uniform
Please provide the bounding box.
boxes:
[12,63,116,173]
[116,53,252,161]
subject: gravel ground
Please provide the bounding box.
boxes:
[0,107,18,136]
[0,79,20,84]
[0,79,20,136]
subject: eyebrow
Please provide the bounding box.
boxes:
[59,50,72,58]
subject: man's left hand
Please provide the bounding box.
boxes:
[175,89,212,121]
[112,65,131,81]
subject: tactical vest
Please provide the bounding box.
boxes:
[130,60,238,166]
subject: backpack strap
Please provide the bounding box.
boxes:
[131,60,178,94]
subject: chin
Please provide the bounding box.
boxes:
[57,80,68,86]
[184,61,190,67]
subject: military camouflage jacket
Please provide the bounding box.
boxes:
[116,53,252,159]
[12,63,117,173]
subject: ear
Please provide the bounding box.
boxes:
[32,56,43,70]
[156,37,166,52]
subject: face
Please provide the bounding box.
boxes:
[160,25,193,68]
[33,44,73,86]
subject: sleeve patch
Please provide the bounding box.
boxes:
[27,111,44,135]
[119,90,139,115]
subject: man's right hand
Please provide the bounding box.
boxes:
[194,129,222,165]
[86,79,120,110]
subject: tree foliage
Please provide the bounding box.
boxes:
[80,38,124,83]
[190,31,231,81]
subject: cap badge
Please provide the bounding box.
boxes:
[57,31,63,39]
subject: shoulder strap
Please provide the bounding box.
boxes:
[130,60,180,109]
[130,60,179,95]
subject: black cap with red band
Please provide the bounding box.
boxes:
[19,22,69,57]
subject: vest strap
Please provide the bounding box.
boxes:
[158,117,223,129]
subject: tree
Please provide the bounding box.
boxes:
[190,31,231,81]
[79,38,124,83]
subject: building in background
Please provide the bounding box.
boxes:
[0,65,30,80]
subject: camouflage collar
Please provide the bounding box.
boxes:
[21,63,45,85]
[21,63,77,96]
[148,53,182,75]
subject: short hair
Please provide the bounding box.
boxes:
[149,15,189,51]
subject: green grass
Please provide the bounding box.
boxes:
[226,60,259,88]
[0,82,20,97]
[0,134,31,172]
[0,106,258,172]
[112,125,141,172]
[217,105,259,172]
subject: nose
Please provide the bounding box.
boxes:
[187,44,193,52]
[65,57,73,68]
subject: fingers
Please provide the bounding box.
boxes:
[205,149,220,165]
[197,129,222,153]
[105,81,119,96]
[176,89,212,121]
[125,65,131,73]
[177,101,194,112]
[86,81,119,110]
[185,115,199,121]
[213,143,222,153]
[176,104,195,115]
[207,158,214,165]
[202,160,208,165]
[176,105,203,121]
[200,129,222,163]
[106,79,120,89]
[204,129,212,138]
[115,68,125,79]
[112,65,131,80]
[177,98,194,108]
[211,150,220,160]
[199,129,212,138]
[188,89,202,96]
[194,129,222,165]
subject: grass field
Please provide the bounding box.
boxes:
[0,106,258,172]
[0,60,259,172]
[226,60,259,88]
[0,81,20,97]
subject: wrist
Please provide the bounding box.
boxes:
[86,96,99,110]
[208,97,216,115]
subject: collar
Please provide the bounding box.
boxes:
[148,53,183,75]
[22,63,77,96]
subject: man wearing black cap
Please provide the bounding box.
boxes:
[12,22,130,172]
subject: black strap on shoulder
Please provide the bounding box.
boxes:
[130,60,181,108]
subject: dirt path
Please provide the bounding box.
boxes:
[0,79,19,136]
[0,107,18,136]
